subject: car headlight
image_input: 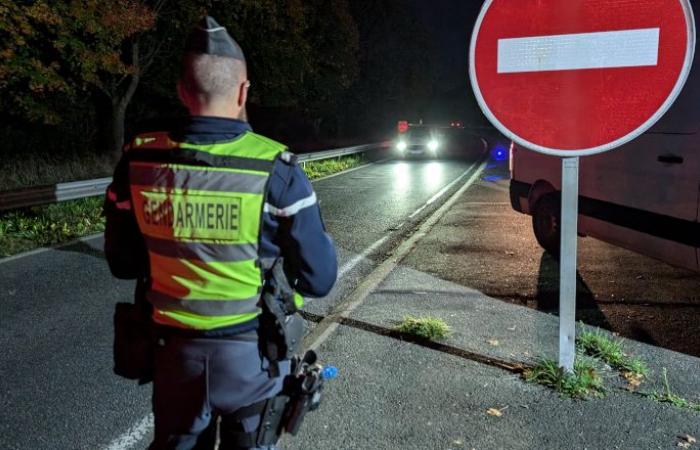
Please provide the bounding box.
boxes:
[397,141,407,151]
[428,140,439,151]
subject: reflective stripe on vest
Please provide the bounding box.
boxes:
[128,131,287,330]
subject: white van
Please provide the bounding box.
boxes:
[509,43,700,273]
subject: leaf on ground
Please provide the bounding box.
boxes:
[486,406,508,417]
[623,371,644,390]
[679,434,696,444]
[487,339,500,347]
[507,325,517,331]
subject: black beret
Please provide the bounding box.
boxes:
[185,16,245,61]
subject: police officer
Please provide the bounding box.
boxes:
[104,16,338,450]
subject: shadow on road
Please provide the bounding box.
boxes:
[535,251,613,331]
[56,240,106,261]
[534,251,700,357]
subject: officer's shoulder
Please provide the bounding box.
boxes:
[124,131,175,153]
[245,132,297,165]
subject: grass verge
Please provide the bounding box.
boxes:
[302,155,363,180]
[524,356,606,399]
[525,327,652,399]
[0,197,105,257]
[577,329,649,377]
[526,328,699,413]
[0,154,365,258]
[645,368,700,412]
[395,316,451,341]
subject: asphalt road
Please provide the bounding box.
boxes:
[284,148,700,450]
[288,265,700,450]
[0,142,486,450]
[4,136,696,449]
[404,154,700,358]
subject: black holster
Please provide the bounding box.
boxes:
[258,259,305,377]
[113,283,154,384]
[222,351,328,448]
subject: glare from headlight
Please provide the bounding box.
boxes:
[428,140,439,152]
[397,141,407,151]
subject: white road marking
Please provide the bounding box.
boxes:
[408,164,479,219]
[498,28,660,74]
[88,155,485,450]
[101,160,484,450]
[0,160,392,265]
[104,231,391,450]
[310,157,392,182]
[0,232,104,265]
[307,157,489,352]
[2,155,395,450]
[337,235,390,279]
[328,163,483,302]
[103,414,153,450]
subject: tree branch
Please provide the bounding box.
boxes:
[120,42,141,109]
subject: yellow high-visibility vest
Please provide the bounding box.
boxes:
[127,130,299,330]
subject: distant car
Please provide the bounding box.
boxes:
[395,126,442,158]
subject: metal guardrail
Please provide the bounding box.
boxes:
[0,178,114,212]
[296,143,383,163]
[0,143,388,211]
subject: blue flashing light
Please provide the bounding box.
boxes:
[321,366,338,380]
[491,145,508,162]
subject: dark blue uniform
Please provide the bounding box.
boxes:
[104,117,338,449]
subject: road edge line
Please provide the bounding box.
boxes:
[0,158,395,265]
[103,414,154,450]
[310,157,392,183]
[305,157,489,351]
[0,232,105,265]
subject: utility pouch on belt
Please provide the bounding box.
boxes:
[258,258,305,377]
[113,299,154,384]
[222,350,330,448]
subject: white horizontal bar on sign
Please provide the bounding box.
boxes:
[497,28,660,74]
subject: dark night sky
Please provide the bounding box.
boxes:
[409,1,484,91]
[406,1,487,122]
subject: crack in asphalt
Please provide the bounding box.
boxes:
[299,310,527,374]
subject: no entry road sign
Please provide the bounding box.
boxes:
[470,0,696,156]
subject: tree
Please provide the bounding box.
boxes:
[0,1,156,141]
[299,0,359,136]
[205,0,313,109]
[345,0,438,134]
[0,0,363,161]
[199,0,359,138]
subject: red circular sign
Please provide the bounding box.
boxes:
[470,0,696,156]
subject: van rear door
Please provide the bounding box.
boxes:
[580,132,699,271]
[577,41,700,272]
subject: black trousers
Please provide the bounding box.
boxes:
[148,333,290,450]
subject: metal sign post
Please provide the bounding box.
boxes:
[558,157,579,372]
